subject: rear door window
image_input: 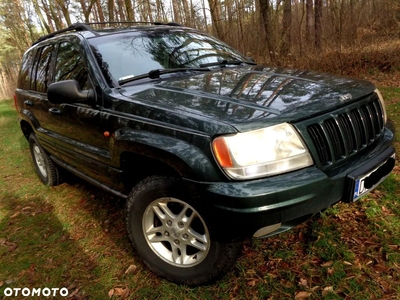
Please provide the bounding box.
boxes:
[34,45,54,93]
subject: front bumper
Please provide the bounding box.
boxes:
[185,130,395,242]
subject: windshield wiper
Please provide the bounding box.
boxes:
[118,67,210,85]
[199,59,256,68]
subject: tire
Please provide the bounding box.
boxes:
[29,133,61,186]
[125,176,242,285]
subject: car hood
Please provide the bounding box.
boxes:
[119,66,376,133]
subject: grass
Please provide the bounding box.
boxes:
[0,86,399,299]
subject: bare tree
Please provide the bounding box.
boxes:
[281,0,292,56]
[259,0,276,62]
[305,0,313,45]
[208,0,223,39]
[314,0,323,50]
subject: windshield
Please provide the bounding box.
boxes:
[88,29,249,82]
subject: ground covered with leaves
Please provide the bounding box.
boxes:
[0,85,399,299]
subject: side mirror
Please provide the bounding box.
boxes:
[47,80,95,104]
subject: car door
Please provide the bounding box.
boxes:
[19,44,58,154]
[37,37,111,184]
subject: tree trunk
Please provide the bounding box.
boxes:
[306,0,313,45]
[202,0,208,31]
[108,0,114,21]
[96,0,105,22]
[281,0,292,56]
[259,0,276,62]
[172,0,181,23]
[32,0,52,33]
[182,0,191,26]
[56,0,72,26]
[125,0,133,21]
[314,0,323,50]
[208,0,223,39]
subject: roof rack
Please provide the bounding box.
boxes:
[87,21,182,28]
[32,21,182,46]
[32,23,96,45]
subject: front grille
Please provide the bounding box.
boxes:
[307,97,384,166]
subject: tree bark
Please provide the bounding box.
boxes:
[314,0,323,50]
[108,0,115,21]
[96,0,106,22]
[259,0,276,62]
[281,0,292,56]
[208,0,223,39]
[172,0,181,23]
[305,0,313,45]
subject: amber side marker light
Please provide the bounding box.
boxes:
[212,137,233,168]
[13,94,18,111]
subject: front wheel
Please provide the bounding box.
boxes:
[125,176,242,285]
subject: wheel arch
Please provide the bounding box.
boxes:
[20,119,34,140]
[120,149,186,189]
[112,129,225,184]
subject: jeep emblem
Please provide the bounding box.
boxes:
[339,93,352,102]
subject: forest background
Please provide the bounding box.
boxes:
[0,1,399,299]
[0,0,399,100]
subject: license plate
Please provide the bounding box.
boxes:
[351,153,395,202]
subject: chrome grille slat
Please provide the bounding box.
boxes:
[307,97,384,166]
[338,114,356,155]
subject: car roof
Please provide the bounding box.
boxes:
[32,22,184,46]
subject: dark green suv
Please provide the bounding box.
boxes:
[15,23,395,285]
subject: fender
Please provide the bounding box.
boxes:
[19,108,41,133]
[109,128,226,182]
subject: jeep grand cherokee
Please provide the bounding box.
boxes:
[15,22,395,285]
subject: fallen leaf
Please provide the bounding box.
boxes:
[111,287,129,299]
[7,242,18,252]
[108,289,114,298]
[247,280,256,287]
[10,211,20,218]
[124,264,137,275]
[322,286,334,296]
[299,278,308,287]
[321,261,333,267]
[68,288,80,298]
[113,288,125,296]
[121,288,129,299]
[0,281,3,287]
[295,291,311,299]
[66,283,76,290]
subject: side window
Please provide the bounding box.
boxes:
[55,40,88,90]
[34,45,54,93]
[18,50,35,90]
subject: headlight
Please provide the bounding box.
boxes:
[375,88,387,124]
[212,123,313,180]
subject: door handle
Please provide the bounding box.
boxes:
[48,107,62,115]
[24,100,33,106]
